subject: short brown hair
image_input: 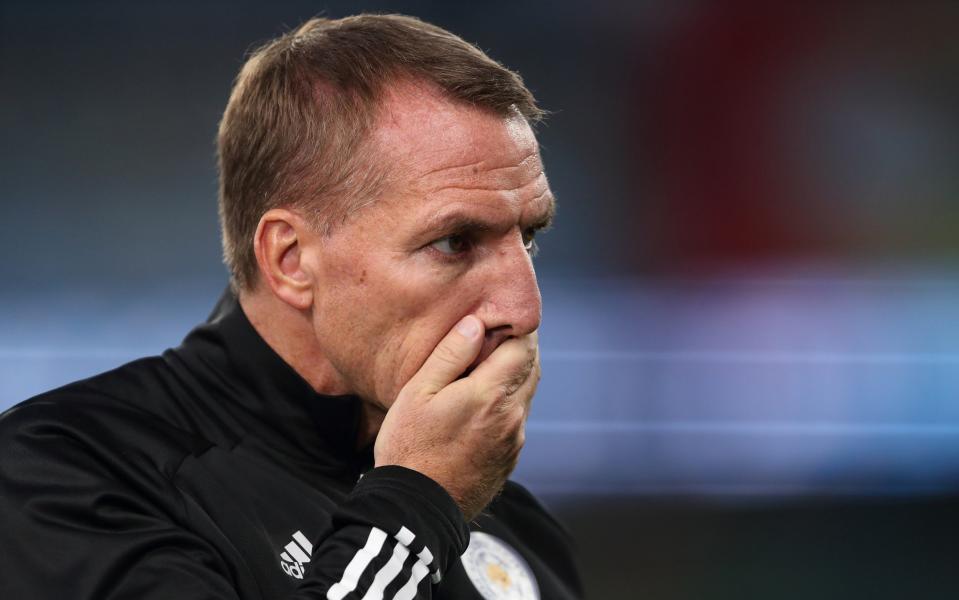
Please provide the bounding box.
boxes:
[217,13,544,290]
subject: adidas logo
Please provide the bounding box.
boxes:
[280,530,314,579]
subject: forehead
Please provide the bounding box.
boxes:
[371,81,543,190]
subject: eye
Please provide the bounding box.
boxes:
[430,234,472,256]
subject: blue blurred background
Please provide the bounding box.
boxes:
[5,1,959,597]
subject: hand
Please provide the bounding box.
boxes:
[373,315,540,521]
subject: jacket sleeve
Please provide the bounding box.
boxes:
[291,466,470,600]
[0,401,469,600]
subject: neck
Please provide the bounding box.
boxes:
[239,287,384,449]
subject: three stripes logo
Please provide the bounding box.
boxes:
[279,525,440,598]
[280,530,314,580]
[327,526,438,600]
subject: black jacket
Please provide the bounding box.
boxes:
[0,291,583,599]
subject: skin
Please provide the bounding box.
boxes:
[239,80,555,518]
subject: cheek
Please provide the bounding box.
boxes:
[371,276,485,402]
[388,289,482,372]
[366,274,453,377]
[310,259,450,394]
[312,240,488,402]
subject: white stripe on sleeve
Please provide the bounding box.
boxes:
[416,543,440,585]
[416,546,433,567]
[394,526,415,546]
[327,527,389,600]
[360,540,410,600]
[392,559,431,600]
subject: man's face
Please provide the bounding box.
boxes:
[304,82,554,408]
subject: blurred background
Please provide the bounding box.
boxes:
[4,1,959,597]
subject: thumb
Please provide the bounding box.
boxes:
[407,315,485,396]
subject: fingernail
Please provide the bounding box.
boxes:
[456,316,480,339]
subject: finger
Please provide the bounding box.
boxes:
[469,333,538,397]
[408,315,485,396]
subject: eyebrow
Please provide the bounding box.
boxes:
[421,191,557,238]
[425,213,495,236]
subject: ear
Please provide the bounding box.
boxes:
[252,208,317,310]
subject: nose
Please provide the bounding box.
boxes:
[476,233,542,339]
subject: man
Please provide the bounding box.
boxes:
[0,14,582,600]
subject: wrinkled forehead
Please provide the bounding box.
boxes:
[371,80,542,183]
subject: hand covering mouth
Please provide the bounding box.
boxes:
[464,326,513,375]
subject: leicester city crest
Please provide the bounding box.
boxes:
[461,531,540,600]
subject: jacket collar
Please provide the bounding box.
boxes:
[182,287,372,479]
